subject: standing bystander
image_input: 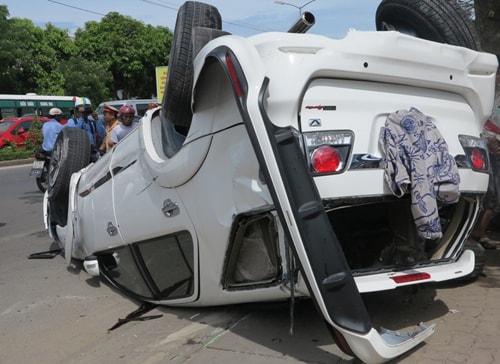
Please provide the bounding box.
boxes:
[41,108,65,153]
[98,104,120,154]
[109,105,137,147]
[67,98,106,161]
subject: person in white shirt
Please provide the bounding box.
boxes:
[110,104,137,146]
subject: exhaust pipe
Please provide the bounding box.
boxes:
[287,11,315,33]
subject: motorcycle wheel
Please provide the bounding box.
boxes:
[36,171,48,193]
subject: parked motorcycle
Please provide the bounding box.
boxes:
[29,150,50,193]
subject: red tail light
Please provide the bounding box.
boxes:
[226,53,242,97]
[458,135,489,172]
[311,146,341,173]
[390,272,431,284]
[471,148,486,170]
[303,131,353,175]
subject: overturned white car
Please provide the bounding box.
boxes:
[44,1,498,363]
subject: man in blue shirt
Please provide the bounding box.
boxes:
[67,99,106,161]
[42,108,65,153]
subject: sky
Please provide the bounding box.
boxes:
[1,0,379,39]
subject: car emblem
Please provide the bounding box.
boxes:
[309,118,322,127]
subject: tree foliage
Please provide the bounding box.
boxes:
[58,57,112,103]
[0,6,172,105]
[74,13,171,100]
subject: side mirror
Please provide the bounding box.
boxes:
[16,127,26,134]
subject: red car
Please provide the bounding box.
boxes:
[0,116,50,150]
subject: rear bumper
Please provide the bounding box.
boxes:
[354,249,475,293]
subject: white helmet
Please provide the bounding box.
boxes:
[49,107,63,116]
[74,97,91,108]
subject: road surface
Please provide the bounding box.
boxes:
[1,164,499,364]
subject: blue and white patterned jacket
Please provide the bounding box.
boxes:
[380,107,460,240]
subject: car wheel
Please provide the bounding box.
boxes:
[161,1,222,131]
[376,0,481,50]
[48,127,90,226]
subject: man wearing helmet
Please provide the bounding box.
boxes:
[41,108,65,153]
[67,98,106,161]
[98,104,120,154]
[109,104,137,147]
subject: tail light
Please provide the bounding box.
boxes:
[225,53,242,97]
[303,131,353,175]
[457,135,489,172]
[390,272,431,284]
[311,146,342,173]
[471,149,486,170]
[483,119,500,134]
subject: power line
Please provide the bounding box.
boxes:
[47,0,106,16]
[274,0,317,15]
[140,0,179,12]
[141,0,271,32]
[47,0,272,34]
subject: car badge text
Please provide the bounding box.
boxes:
[305,105,337,110]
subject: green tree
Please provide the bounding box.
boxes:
[44,23,77,62]
[58,57,113,105]
[0,15,70,94]
[0,6,171,100]
[38,23,78,95]
[0,5,16,92]
[0,7,38,94]
[74,12,171,100]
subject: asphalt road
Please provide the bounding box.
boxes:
[1,163,500,364]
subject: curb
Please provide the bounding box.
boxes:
[0,158,34,168]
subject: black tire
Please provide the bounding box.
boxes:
[48,127,91,226]
[376,0,481,50]
[161,1,222,131]
[36,173,48,193]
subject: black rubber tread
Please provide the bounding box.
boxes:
[376,0,481,50]
[36,173,47,193]
[161,1,222,129]
[48,127,91,226]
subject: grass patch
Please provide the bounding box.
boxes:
[0,147,35,161]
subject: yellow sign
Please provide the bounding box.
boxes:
[155,66,168,103]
